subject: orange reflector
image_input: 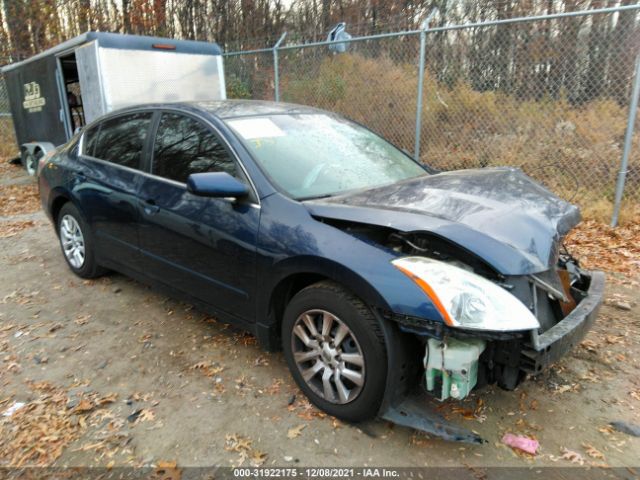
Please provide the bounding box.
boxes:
[395,264,455,326]
[152,43,176,50]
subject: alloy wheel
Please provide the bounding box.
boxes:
[60,214,85,269]
[291,309,365,404]
[25,153,37,176]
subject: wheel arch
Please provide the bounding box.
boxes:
[48,188,86,234]
[50,193,71,232]
[255,256,392,351]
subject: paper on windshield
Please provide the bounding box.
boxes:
[227,118,285,139]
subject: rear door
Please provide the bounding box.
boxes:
[76,111,153,270]
[137,111,260,322]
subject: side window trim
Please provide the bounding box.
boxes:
[141,110,161,174]
[80,124,101,158]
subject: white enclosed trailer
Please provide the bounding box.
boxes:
[2,32,226,175]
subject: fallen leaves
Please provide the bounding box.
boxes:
[0,381,81,466]
[0,183,40,217]
[438,398,487,423]
[582,443,605,460]
[224,434,267,466]
[190,361,224,377]
[250,450,268,467]
[264,378,284,395]
[1,289,40,306]
[286,424,306,439]
[565,219,640,278]
[73,399,94,413]
[558,447,585,465]
[127,408,155,424]
[0,219,35,238]
[155,460,181,480]
[288,395,327,420]
[138,408,155,422]
[68,392,118,414]
[0,158,24,179]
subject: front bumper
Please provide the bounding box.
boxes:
[378,270,605,444]
[521,270,605,373]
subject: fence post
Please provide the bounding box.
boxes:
[611,52,640,227]
[273,32,287,102]
[414,9,438,162]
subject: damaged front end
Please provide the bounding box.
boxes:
[376,230,604,443]
[386,231,605,393]
[304,168,605,442]
[313,221,604,443]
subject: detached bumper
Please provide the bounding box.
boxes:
[522,270,605,373]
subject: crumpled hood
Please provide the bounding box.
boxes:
[305,167,580,275]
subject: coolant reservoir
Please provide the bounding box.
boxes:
[425,338,486,401]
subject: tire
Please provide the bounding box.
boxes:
[22,151,37,176]
[282,281,388,422]
[56,203,105,279]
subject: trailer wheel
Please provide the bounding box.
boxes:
[22,150,42,177]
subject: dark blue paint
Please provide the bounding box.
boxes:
[306,167,580,275]
[39,100,580,347]
[187,172,249,198]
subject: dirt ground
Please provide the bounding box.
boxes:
[1,161,639,471]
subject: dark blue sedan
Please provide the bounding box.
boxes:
[38,100,604,442]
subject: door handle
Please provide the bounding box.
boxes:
[142,199,160,215]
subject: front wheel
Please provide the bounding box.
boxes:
[282,281,388,422]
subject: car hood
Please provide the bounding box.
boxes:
[304,167,580,275]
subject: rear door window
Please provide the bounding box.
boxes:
[93,112,153,169]
[152,113,236,183]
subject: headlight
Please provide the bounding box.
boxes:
[392,256,539,331]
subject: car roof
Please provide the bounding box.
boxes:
[190,100,326,119]
[88,100,330,129]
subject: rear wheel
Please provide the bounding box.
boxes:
[282,281,388,422]
[57,203,105,279]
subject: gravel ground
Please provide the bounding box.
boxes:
[1,163,639,471]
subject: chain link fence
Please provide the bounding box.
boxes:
[0,7,638,223]
[225,5,640,225]
[0,73,17,158]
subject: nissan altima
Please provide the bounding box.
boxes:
[38,100,604,442]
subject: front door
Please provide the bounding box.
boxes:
[137,112,260,322]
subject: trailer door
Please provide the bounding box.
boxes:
[75,41,107,125]
[4,55,68,147]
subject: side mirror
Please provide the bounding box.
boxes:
[186,172,249,199]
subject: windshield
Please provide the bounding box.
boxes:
[226,114,427,199]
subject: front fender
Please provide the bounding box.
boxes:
[261,255,392,314]
[255,194,446,332]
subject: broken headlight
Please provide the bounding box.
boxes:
[392,256,539,331]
